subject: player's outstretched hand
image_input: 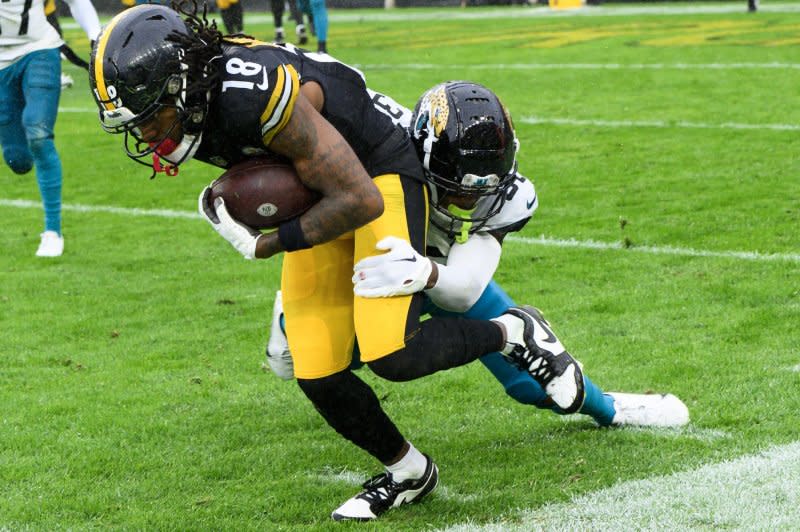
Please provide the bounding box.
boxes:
[198,187,261,260]
[353,236,432,298]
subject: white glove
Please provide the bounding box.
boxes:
[352,236,432,298]
[198,187,260,260]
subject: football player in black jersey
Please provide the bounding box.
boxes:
[89,3,586,521]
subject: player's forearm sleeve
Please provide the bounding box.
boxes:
[425,233,501,312]
[64,0,101,41]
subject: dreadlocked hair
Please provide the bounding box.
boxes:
[166,0,224,99]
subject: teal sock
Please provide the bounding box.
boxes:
[579,376,616,426]
[31,137,62,234]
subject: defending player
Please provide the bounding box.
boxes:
[296,0,327,53]
[268,81,690,428]
[0,0,100,256]
[270,0,308,45]
[89,3,585,521]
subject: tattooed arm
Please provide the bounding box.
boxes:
[254,91,384,259]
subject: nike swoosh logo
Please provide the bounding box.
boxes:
[394,256,417,262]
[526,198,536,209]
[531,316,566,356]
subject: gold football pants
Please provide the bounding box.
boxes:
[281,173,427,379]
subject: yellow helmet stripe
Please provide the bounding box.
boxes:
[260,64,299,146]
[94,6,146,111]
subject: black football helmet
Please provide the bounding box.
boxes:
[410,81,519,236]
[89,4,212,173]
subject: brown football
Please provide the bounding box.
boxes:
[208,157,320,230]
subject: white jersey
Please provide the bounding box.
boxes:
[427,173,538,259]
[0,0,61,69]
[0,0,100,70]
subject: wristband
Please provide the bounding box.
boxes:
[278,217,312,252]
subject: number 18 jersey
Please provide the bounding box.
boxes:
[195,39,422,181]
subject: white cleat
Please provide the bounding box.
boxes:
[266,290,294,380]
[608,392,690,427]
[60,73,74,90]
[331,455,439,521]
[36,230,64,257]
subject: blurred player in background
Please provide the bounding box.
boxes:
[216,0,243,34]
[267,81,690,429]
[89,3,586,521]
[0,0,100,256]
[296,0,327,53]
[270,0,308,45]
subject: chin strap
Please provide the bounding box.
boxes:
[150,139,180,176]
[148,132,202,177]
[152,152,179,176]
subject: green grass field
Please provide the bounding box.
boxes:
[2,3,800,530]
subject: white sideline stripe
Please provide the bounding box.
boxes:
[54,108,800,132]
[61,1,798,29]
[329,3,800,20]
[521,115,800,132]
[0,198,201,220]
[439,441,800,531]
[507,235,800,264]
[59,105,800,131]
[3,199,799,264]
[357,62,800,71]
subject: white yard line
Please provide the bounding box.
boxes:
[0,198,200,220]
[438,441,800,531]
[507,235,800,263]
[55,109,800,132]
[2,199,798,264]
[357,62,800,70]
[520,115,800,131]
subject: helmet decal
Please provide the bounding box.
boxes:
[429,85,449,138]
[92,6,140,111]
